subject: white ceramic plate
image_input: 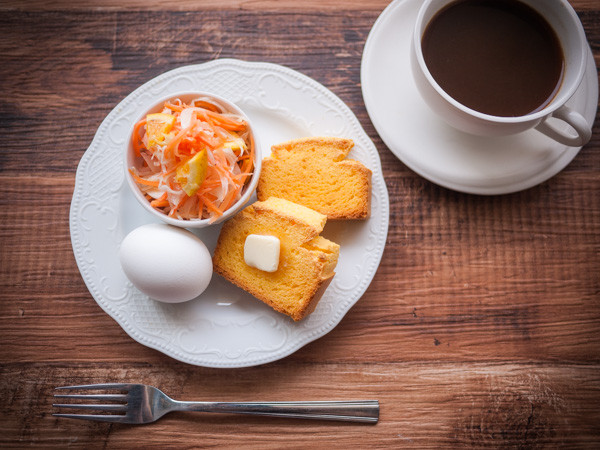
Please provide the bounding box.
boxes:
[70,59,389,368]
[361,0,598,195]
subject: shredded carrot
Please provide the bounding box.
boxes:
[204,109,246,131]
[202,196,224,216]
[164,125,193,159]
[150,193,168,208]
[168,195,188,217]
[164,101,183,112]
[196,193,204,218]
[192,99,220,112]
[128,97,253,221]
[219,184,242,213]
[163,164,180,176]
[129,169,160,187]
[197,180,222,194]
[131,118,147,157]
[240,140,254,175]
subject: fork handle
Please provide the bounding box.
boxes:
[171,400,379,423]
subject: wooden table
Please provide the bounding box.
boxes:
[1,0,599,447]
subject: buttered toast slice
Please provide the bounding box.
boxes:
[257,137,372,220]
[212,197,339,321]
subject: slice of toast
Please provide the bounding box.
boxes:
[212,197,339,321]
[257,137,372,220]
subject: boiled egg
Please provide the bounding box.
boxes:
[119,223,212,303]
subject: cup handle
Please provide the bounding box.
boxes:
[534,105,592,147]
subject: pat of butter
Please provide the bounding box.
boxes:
[244,234,280,272]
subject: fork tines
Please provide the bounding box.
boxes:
[55,383,132,390]
[53,384,131,422]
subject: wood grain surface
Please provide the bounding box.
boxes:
[1,0,599,448]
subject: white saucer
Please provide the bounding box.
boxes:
[361,0,598,195]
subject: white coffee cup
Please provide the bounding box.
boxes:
[411,0,592,147]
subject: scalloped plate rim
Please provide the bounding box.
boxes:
[69,58,389,368]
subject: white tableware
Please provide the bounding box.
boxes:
[70,59,389,368]
[361,0,598,195]
[411,0,592,146]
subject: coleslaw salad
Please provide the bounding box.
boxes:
[129,96,255,222]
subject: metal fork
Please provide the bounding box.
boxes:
[53,383,379,424]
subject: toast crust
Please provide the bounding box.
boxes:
[257,137,372,220]
[212,197,340,321]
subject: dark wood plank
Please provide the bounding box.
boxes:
[0,2,599,448]
[2,363,599,448]
[1,0,599,11]
[0,176,599,365]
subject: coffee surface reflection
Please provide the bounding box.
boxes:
[422,0,564,117]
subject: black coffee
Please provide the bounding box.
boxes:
[421,0,564,117]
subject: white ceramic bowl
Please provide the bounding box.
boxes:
[124,91,261,228]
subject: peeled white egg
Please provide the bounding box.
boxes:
[119,223,212,303]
